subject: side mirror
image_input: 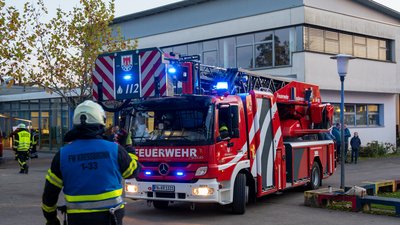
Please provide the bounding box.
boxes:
[217,136,231,142]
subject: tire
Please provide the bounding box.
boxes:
[231,173,246,214]
[153,200,169,209]
[310,162,321,190]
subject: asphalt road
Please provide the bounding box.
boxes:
[0,149,399,225]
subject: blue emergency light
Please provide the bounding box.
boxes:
[123,74,133,80]
[167,66,177,74]
[145,171,152,176]
[176,171,184,176]
[216,82,228,90]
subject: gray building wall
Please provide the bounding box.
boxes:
[115,0,304,39]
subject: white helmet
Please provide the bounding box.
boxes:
[17,123,26,129]
[73,100,106,126]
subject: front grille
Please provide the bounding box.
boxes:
[147,192,187,199]
[155,192,175,198]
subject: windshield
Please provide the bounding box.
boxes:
[130,98,214,146]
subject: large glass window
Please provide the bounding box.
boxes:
[255,42,273,68]
[305,26,391,61]
[308,27,324,52]
[324,31,339,54]
[203,51,218,66]
[274,28,290,66]
[333,103,382,127]
[163,26,299,69]
[173,45,187,56]
[188,43,201,56]
[219,38,235,68]
[237,46,253,68]
[339,33,353,55]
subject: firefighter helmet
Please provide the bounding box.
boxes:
[73,100,106,126]
[17,123,26,129]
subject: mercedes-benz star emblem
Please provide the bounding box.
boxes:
[158,163,169,175]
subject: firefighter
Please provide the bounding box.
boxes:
[14,123,31,174]
[30,128,39,158]
[42,100,140,225]
[219,123,230,139]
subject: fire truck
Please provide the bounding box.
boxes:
[93,48,336,214]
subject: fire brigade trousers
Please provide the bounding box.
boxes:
[16,151,29,170]
[67,208,124,225]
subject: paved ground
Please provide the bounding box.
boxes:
[0,149,399,225]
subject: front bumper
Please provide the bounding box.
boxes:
[125,178,230,204]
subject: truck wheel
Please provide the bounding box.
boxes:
[310,162,321,190]
[153,200,169,209]
[231,173,246,214]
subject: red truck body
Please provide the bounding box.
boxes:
[93,49,336,213]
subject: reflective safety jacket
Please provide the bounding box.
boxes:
[15,130,31,151]
[59,139,129,213]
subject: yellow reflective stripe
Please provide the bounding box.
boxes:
[122,154,138,178]
[46,169,63,189]
[42,203,57,213]
[65,188,123,202]
[67,204,125,214]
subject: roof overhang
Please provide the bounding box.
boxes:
[353,0,400,20]
[112,0,212,25]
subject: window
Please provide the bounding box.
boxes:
[164,26,298,69]
[324,31,339,54]
[203,51,218,66]
[219,38,235,68]
[237,46,253,68]
[173,45,187,56]
[367,38,379,60]
[304,26,390,61]
[308,28,324,52]
[274,28,290,66]
[188,43,201,56]
[367,105,379,126]
[255,42,273,67]
[339,33,353,55]
[356,105,367,126]
[333,103,382,127]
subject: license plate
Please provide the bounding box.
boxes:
[152,185,175,192]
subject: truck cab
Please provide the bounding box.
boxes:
[125,94,248,207]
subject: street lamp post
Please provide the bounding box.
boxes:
[330,54,354,190]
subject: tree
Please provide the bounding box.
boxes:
[1,0,137,108]
[0,0,34,86]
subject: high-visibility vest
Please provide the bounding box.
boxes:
[59,139,124,213]
[16,130,31,151]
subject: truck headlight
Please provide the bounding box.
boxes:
[195,166,208,176]
[126,184,138,193]
[192,187,214,196]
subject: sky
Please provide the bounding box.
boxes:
[3,0,400,19]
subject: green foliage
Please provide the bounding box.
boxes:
[359,141,396,157]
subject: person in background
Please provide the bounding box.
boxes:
[350,132,361,164]
[14,124,31,174]
[30,129,39,158]
[41,100,139,225]
[344,125,351,163]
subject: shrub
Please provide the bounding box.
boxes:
[359,141,388,157]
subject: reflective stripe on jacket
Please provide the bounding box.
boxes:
[60,139,123,213]
[16,130,31,151]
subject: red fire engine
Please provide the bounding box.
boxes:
[93,49,336,214]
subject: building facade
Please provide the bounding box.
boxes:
[113,0,400,146]
[0,86,115,151]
